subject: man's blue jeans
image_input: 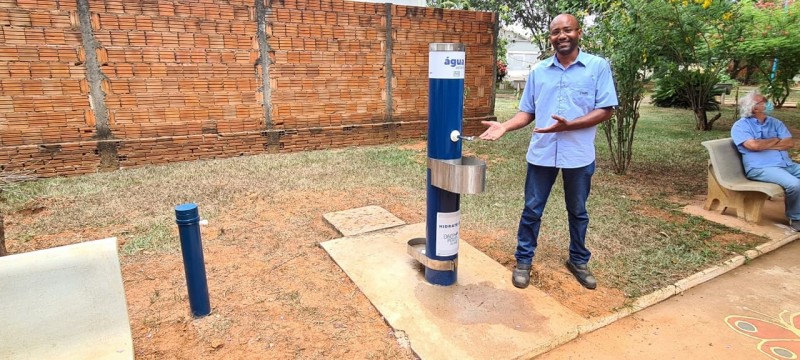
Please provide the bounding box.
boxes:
[516,162,595,265]
[746,163,800,221]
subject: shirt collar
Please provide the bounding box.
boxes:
[547,49,587,69]
[747,116,771,124]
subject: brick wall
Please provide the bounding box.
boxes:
[0,0,498,177]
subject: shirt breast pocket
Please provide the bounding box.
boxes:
[569,80,595,110]
[760,128,777,139]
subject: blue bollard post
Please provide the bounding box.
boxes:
[175,203,211,317]
[425,43,465,286]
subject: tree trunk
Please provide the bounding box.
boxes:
[744,65,756,85]
[728,59,741,80]
[694,106,711,131]
[0,213,7,256]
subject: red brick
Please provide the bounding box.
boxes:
[161,32,179,47]
[43,29,66,45]
[158,0,175,16]
[0,46,18,61]
[129,32,146,47]
[15,45,38,61]
[135,16,153,31]
[151,18,169,31]
[57,48,78,62]
[110,31,129,46]
[177,32,193,47]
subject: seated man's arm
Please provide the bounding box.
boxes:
[772,137,795,150]
[760,120,796,151]
[742,138,780,151]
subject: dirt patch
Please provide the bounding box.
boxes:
[398,141,426,152]
[634,203,684,223]
[707,232,755,246]
[531,265,628,318]
[0,181,681,357]
[464,231,628,319]
[121,245,406,359]
[7,188,421,359]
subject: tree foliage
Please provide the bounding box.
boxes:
[427,0,473,10]
[735,0,800,107]
[586,0,747,173]
[433,0,591,58]
[644,0,745,131]
[491,0,590,58]
[586,0,654,175]
[650,70,724,110]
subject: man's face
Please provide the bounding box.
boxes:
[549,16,581,56]
[754,96,767,113]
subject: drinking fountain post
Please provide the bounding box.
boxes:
[424,43,466,286]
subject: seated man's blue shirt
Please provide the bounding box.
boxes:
[731,116,794,173]
[518,50,618,169]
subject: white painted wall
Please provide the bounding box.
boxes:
[500,28,541,82]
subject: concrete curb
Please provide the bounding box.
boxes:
[573,232,800,339]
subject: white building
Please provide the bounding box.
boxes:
[499,27,540,82]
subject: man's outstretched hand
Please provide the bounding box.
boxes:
[479,121,506,141]
[533,114,569,133]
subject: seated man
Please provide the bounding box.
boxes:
[731,91,800,230]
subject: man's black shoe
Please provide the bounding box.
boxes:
[566,260,597,290]
[512,263,532,289]
[790,220,800,232]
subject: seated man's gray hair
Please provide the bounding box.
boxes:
[739,90,762,118]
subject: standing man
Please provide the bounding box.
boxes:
[480,14,618,290]
[731,91,800,231]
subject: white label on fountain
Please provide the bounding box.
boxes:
[436,210,460,257]
[429,51,465,80]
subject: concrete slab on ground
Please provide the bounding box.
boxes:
[322,205,405,236]
[536,237,800,360]
[683,197,796,241]
[0,238,133,359]
[321,222,589,360]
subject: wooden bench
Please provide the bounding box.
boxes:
[702,138,784,223]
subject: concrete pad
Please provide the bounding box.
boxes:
[534,197,800,359]
[537,237,800,360]
[323,205,405,236]
[0,238,133,360]
[321,223,589,360]
[683,197,796,241]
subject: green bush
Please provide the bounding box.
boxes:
[651,70,726,110]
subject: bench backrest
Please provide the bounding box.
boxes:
[702,138,747,181]
[701,137,784,196]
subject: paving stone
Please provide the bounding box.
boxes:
[322,205,405,236]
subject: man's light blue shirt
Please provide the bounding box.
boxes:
[731,116,794,173]
[518,50,618,168]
